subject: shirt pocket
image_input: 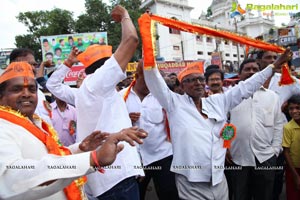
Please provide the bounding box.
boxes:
[260,108,274,127]
[144,107,164,124]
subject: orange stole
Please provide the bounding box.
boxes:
[0,106,87,200]
[137,13,295,86]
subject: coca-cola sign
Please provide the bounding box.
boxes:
[64,65,85,83]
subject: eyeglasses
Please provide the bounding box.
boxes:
[182,76,205,83]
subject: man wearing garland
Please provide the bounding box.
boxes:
[0,61,147,199]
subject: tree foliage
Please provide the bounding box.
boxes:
[15,0,145,61]
[16,8,75,60]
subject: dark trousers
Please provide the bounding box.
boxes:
[139,155,179,200]
[231,155,277,200]
[286,167,300,200]
[272,152,285,200]
[97,176,139,200]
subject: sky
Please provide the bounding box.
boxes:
[0,0,298,48]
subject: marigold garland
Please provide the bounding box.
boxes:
[0,105,87,200]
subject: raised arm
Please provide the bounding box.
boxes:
[46,64,77,106]
[222,48,293,112]
[111,5,139,72]
[143,66,175,112]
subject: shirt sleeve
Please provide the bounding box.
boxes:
[82,55,126,98]
[222,65,273,112]
[282,125,292,148]
[143,67,175,112]
[291,77,300,96]
[46,64,77,106]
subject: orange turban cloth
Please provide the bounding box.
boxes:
[178,61,204,82]
[0,62,34,84]
[77,45,112,68]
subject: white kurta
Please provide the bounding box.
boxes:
[46,55,143,196]
[144,65,274,186]
[0,118,93,200]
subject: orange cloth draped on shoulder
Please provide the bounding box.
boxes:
[138,13,294,85]
[0,106,87,200]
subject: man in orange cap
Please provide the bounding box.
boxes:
[47,5,144,200]
[0,61,147,199]
[9,48,53,125]
[143,49,292,200]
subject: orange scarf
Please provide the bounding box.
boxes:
[138,13,294,85]
[123,81,171,141]
[0,106,87,200]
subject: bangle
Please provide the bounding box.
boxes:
[91,150,105,173]
[121,17,131,23]
[63,59,73,68]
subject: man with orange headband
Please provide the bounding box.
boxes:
[0,61,147,199]
[142,48,292,200]
[46,5,144,200]
[9,48,53,125]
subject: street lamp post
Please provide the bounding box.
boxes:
[234,17,240,67]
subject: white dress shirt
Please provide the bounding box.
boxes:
[144,65,273,186]
[119,87,173,166]
[230,87,285,166]
[46,55,143,196]
[269,73,300,105]
[0,117,93,200]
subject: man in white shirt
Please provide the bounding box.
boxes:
[256,50,300,200]
[227,58,285,200]
[46,5,144,199]
[120,61,179,200]
[143,49,292,200]
[9,48,53,125]
[0,61,147,200]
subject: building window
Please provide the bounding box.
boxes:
[233,54,237,57]
[169,28,180,34]
[206,37,212,43]
[169,17,180,34]
[224,40,229,45]
[197,51,203,55]
[225,53,230,57]
[173,46,180,50]
[240,54,244,58]
[196,35,203,42]
[208,52,212,55]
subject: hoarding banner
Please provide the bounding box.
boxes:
[40,32,107,65]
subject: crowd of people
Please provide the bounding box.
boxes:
[0,5,300,200]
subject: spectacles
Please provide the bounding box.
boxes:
[182,76,205,83]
